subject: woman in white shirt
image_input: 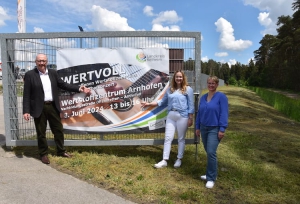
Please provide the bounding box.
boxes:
[142,70,194,168]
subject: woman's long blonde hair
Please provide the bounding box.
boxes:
[170,70,188,94]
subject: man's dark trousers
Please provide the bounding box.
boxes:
[34,103,65,156]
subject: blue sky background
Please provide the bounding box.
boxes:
[0,0,295,66]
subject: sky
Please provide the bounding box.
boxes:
[0,0,295,66]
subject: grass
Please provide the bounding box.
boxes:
[0,82,24,96]
[12,86,300,203]
[248,86,300,122]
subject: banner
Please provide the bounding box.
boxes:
[17,0,26,33]
[57,48,169,133]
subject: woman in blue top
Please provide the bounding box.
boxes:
[195,76,228,189]
[142,71,194,168]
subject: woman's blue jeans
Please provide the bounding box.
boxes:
[200,125,220,181]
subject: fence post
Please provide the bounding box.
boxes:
[194,93,200,160]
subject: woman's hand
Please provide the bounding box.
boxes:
[218,131,225,140]
[141,101,149,108]
[188,118,193,127]
[141,101,158,108]
[196,129,200,137]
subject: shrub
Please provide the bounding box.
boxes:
[228,77,237,85]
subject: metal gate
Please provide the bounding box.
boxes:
[0,31,201,147]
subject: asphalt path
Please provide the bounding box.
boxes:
[0,95,136,204]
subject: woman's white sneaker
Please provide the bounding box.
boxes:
[154,160,167,168]
[174,159,182,168]
[206,181,215,189]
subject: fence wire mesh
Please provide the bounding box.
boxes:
[0,31,201,146]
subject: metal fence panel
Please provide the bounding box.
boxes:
[0,31,201,147]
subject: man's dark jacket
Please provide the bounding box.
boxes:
[23,68,79,118]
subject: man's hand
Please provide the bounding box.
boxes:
[23,113,31,121]
[79,85,91,93]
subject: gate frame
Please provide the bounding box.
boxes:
[0,31,201,148]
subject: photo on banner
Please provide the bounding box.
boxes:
[56,47,169,133]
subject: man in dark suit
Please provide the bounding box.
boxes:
[23,53,90,164]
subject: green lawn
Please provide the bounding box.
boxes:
[13,86,300,204]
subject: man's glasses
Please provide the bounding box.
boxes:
[36,60,47,63]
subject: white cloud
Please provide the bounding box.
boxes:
[151,24,180,31]
[220,59,236,67]
[87,5,135,31]
[143,6,154,16]
[34,27,45,33]
[257,12,277,35]
[145,8,182,31]
[215,17,252,51]
[39,0,137,31]
[248,57,255,63]
[152,10,182,25]
[215,52,228,57]
[0,6,10,27]
[229,59,237,66]
[142,6,183,31]
[243,0,294,35]
[45,2,183,32]
[258,12,272,26]
[0,6,11,62]
[201,56,209,62]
